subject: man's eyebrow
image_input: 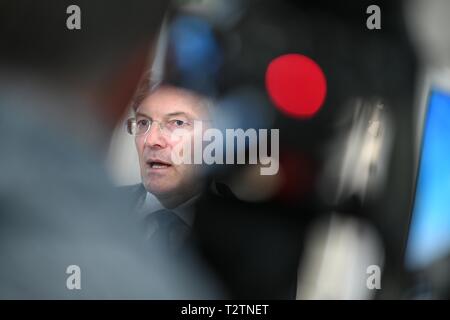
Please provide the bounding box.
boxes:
[135,111,152,119]
[135,111,194,119]
[165,112,191,118]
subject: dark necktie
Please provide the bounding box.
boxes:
[144,209,190,253]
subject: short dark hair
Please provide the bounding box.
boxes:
[130,70,215,120]
[130,70,161,112]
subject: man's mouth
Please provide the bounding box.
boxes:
[146,159,172,169]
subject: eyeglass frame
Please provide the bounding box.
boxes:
[126,116,212,137]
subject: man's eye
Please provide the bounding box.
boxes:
[171,119,187,127]
[137,119,149,127]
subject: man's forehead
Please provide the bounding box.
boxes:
[135,110,192,119]
[136,85,210,117]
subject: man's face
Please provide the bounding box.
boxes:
[135,85,210,203]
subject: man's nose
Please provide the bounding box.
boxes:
[144,123,167,149]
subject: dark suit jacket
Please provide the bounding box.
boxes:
[119,181,235,213]
[121,181,303,299]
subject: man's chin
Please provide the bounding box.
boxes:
[144,182,178,197]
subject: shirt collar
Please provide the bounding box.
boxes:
[141,192,198,227]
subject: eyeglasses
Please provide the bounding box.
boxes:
[126,117,208,137]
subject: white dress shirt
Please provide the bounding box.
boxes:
[140,192,199,227]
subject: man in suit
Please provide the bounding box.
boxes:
[122,77,302,300]
[122,78,219,251]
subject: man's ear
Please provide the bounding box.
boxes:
[96,42,155,132]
